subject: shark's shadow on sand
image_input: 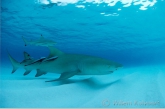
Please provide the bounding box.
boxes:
[15,75,121,90]
[48,77,121,90]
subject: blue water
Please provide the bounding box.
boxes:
[1,0,165,108]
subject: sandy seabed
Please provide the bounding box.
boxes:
[0,64,165,108]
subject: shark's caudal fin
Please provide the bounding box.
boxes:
[45,70,79,82]
[47,46,64,58]
[7,50,21,74]
[22,36,28,46]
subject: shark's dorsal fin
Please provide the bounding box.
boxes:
[24,52,32,60]
[48,46,64,58]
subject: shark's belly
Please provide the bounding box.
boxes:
[78,67,112,75]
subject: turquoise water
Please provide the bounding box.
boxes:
[1,0,165,66]
[1,0,165,108]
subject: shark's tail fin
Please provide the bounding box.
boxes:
[22,36,28,46]
[7,50,21,74]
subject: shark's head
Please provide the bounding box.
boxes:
[81,58,123,75]
[96,60,123,74]
[107,62,123,72]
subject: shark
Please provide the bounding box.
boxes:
[25,47,123,82]
[22,35,56,47]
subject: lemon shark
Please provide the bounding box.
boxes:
[25,47,123,82]
[22,35,56,47]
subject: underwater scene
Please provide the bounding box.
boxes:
[1,0,165,108]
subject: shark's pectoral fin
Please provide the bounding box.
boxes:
[23,70,31,76]
[35,69,47,77]
[45,70,80,82]
[58,71,76,80]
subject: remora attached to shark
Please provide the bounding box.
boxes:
[22,35,56,47]
[25,47,123,82]
[7,50,35,75]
